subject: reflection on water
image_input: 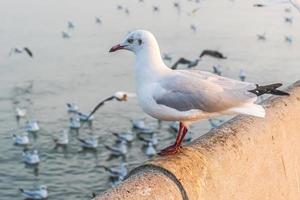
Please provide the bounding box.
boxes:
[0,0,300,199]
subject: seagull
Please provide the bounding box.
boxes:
[285,7,292,12]
[112,131,134,143]
[257,33,266,41]
[171,58,199,69]
[95,17,102,24]
[22,149,40,165]
[144,142,157,157]
[153,6,160,12]
[212,65,222,76]
[131,119,156,134]
[117,5,123,10]
[109,30,289,155]
[138,133,158,146]
[19,185,48,200]
[253,3,266,7]
[15,107,26,119]
[187,7,200,16]
[78,137,98,149]
[162,53,173,62]
[77,112,94,122]
[199,50,227,59]
[124,8,130,15]
[99,163,127,181]
[67,103,79,113]
[68,21,75,29]
[25,120,40,132]
[69,117,81,129]
[62,31,71,39]
[131,118,148,130]
[208,118,224,129]
[13,132,30,145]
[9,47,33,58]
[54,130,69,145]
[285,35,293,43]
[86,91,135,119]
[284,16,293,23]
[173,2,180,12]
[239,69,247,81]
[105,140,127,158]
[190,24,197,33]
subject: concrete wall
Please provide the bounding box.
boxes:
[95,81,300,200]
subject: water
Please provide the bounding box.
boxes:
[0,0,299,199]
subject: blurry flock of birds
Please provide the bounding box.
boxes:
[7,0,300,199]
[12,88,225,199]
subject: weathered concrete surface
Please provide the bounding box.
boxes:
[96,81,300,200]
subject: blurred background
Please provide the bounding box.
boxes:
[0,0,299,199]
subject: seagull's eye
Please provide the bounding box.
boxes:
[138,39,142,45]
[127,38,134,44]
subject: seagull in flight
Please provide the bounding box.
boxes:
[109,30,289,155]
[9,47,33,58]
[86,91,135,119]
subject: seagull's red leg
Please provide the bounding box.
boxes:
[177,126,188,145]
[159,122,186,156]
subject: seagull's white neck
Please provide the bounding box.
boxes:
[134,43,170,84]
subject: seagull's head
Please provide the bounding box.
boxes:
[39,185,47,190]
[114,91,128,101]
[109,30,159,55]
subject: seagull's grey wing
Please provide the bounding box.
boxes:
[87,96,115,118]
[21,189,39,197]
[154,71,256,113]
[23,47,33,57]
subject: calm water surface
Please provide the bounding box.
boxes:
[0,0,299,199]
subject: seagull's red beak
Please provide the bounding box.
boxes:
[109,44,126,52]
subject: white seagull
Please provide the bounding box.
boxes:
[67,103,79,113]
[19,185,48,199]
[13,132,30,145]
[69,117,81,129]
[22,149,40,165]
[78,137,98,149]
[54,130,69,145]
[144,142,157,157]
[25,120,40,132]
[15,107,26,119]
[109,30,289,155]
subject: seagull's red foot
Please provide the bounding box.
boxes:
[158,145,181,156]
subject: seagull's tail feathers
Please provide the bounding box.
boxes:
[227,103,265,118]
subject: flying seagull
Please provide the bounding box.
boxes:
[86,91,135,119]
[9,47,33,58]
[199,50,227,59]
[171,58,199,69]
[109,30,289,155]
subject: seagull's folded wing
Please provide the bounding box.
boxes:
[153,70,257,113]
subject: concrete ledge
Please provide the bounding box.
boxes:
[96,81,300,200]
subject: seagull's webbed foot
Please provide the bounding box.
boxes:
[158,144,181,156]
